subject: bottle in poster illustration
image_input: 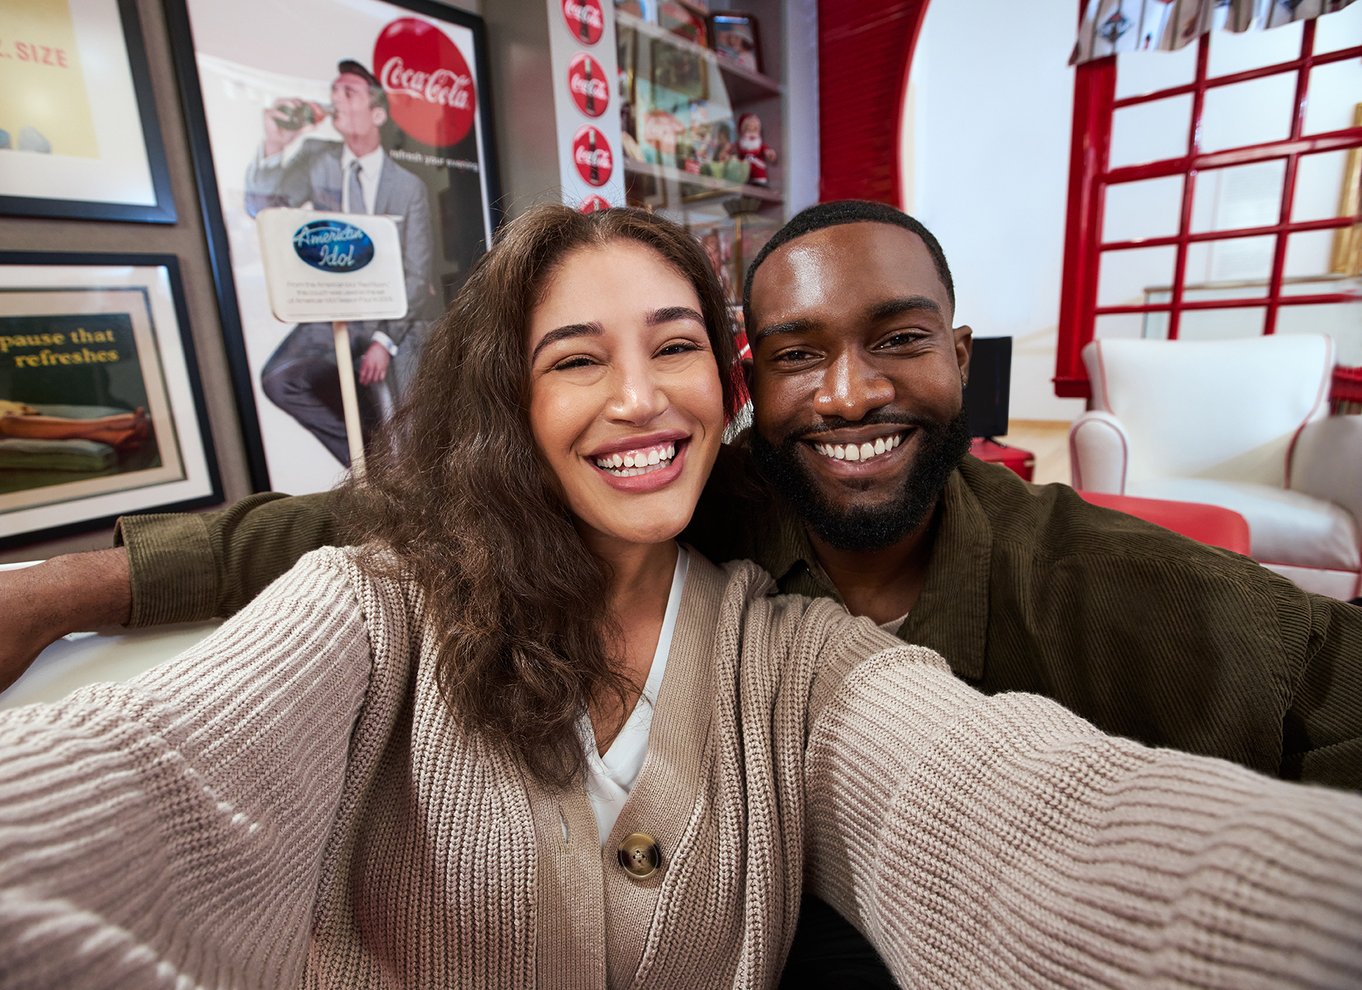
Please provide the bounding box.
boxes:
[573,124,612,186]
[569,52,608,118]
[563,0,605,45]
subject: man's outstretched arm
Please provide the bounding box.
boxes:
[115,491,341,626]
[0,549,132,693]
[0,491,341,692]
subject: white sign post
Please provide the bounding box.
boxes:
[256,208,408,478]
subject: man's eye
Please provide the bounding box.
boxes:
[773,348,816,363]
[878,331,924,349]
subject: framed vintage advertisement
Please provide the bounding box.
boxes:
[0,254,221,547]
[0,0,175,224]
[165,0,501,493]
[709,11,761,74]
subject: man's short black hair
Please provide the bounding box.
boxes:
[337,59,387,109]
[741,200,955,324]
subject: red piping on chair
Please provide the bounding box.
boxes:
[1283,337,1336,490]
[1069,418,1128,493]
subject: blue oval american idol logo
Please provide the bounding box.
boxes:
[292,219,375,273]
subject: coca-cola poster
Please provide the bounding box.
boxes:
[165,0,500,494]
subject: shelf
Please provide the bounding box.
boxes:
[623,158,783,207]
[617,10,782,104]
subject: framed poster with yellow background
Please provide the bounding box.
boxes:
[0,253,220,546]
[0,0,174,223]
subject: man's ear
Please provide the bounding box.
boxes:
[741,354,754,394]
[954,324,974,387]
[372,105,389,128]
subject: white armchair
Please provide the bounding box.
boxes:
[1069,334,1362,599]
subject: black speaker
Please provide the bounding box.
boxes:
[963,336,1012,439]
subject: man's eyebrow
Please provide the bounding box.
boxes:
[647,305,706,328]
[868,295,945,321]
[752,318,815,344]
[530,322,601,362]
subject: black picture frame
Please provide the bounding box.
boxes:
[0,0,175,224]
[165,0,503,493]
[0,252,222,548]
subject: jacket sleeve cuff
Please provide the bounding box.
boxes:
[115,512,220,627]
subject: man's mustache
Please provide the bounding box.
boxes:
[780,411,935,443]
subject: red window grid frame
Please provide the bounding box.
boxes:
[1056,19,1362,403]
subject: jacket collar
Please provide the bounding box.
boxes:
[760,463,991,682]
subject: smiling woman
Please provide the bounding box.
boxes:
[1,205,1361,990]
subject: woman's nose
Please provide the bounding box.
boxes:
[607,362,669,424]
[813,351,894,421]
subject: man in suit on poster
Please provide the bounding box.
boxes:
[245,59,439,465]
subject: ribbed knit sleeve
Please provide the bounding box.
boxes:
[0,549,373,990]
[806,650,1362,990]
[116,491,341,626]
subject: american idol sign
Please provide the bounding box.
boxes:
[292,219,376,273]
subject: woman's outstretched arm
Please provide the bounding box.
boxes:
[0,548,373,989]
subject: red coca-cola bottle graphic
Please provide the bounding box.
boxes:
[573,125,612,187]
[568,53,607,118]
[561,0,603,46]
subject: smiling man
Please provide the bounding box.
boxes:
[3,202,1360,989]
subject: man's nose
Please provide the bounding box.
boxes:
[607,361,668,424]
[813,350,894,421]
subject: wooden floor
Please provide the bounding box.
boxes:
[995,420,1073,487]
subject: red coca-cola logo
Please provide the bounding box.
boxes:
[567,52,608,118]
[373,17,476,148]
[572,125,613,186]
[579,195,611,213]
[562,0,604,45]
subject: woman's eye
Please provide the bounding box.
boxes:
[657,340,703,357]
[552,355,597,372]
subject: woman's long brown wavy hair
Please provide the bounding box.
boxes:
[336,204,741,787]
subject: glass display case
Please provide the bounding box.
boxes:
[614,2,789,308]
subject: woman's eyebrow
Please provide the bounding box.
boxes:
[530,322,601,362]
[647,305,706,327]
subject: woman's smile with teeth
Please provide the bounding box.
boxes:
[813,433,904,462]
[594,442,678,476]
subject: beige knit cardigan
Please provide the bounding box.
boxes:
[1,548,1360,989]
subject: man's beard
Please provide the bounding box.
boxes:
[750,409,972,552]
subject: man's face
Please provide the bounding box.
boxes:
[747,222,973,551]
[330,72,384,141]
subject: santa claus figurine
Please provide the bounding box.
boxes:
[737,112,777,186]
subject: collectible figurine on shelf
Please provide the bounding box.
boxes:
[737,112,776,186]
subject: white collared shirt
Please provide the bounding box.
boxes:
[578,547,689,846]
[339,144,386,214]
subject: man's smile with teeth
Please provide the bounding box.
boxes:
[811,433,905,463]
[593,442,678,477]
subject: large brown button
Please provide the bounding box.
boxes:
[617,832,661,880]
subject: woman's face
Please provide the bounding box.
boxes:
[526,240,725,554]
